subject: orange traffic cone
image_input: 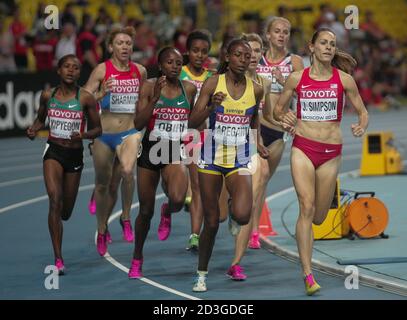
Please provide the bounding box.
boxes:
[259,201,278,236]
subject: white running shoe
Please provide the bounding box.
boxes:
[193,272,207,292]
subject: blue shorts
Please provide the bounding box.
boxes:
[98,128,139,151]
[197,161,251,178]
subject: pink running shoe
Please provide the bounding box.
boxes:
[120,219,134,242]
[227,264,247,281]
[248,231,261,249]
[158,203,171,241]
[88,197,96,215]
[106,230,112,244]
[97,232,107,256]
[55,258,65,275]
[128,259,143,279]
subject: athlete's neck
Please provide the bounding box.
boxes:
[310,60,333,79]
[187,63,204,76]
[266,46,287,63]
[246,68,257,80]
[226,70,245,86]
[59,82,77,97]
[111,56,130,71]
[165,76,179,88]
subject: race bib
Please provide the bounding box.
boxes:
[214,113,251,146]
[48,109,83,139]
[109,78,140,113]
[152,107,189,141]
[300,88,338,121]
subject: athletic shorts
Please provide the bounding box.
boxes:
[137,132,186,171]
[43,141,84,173]
[260,125,284,148]
[292,135,342,169]
[197,160,251,177]
[98,128,139,151]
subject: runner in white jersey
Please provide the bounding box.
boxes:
[83,27,147,256]
[250,17,304,248]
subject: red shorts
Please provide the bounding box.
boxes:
[292,135,342,169]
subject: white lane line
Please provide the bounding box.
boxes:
[0,157,93,173]
[0,168,94,188]
[0,173,201,299]
[96,195,201,301]
[0,184,95,214]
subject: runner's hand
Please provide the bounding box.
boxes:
[70,132,82,142]
[26,126,36,140]
[351,123,365,137]
[257,143,269,159]
[209,92,227,110]
[153,76,167,101]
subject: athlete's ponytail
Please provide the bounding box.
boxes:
[310,28,357,74]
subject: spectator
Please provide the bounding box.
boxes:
[360,10,386,43]
[32,29,58,71]
[55,22,76,63]
[144,0,175,45]
[205,0,222,40]
[10,7,28,71]
[320,11,349,50]
[132,21,158,69]
[183,0,198,27]
[60,2,78,28]
[76,14,100,84]
[173,16,193,54]
[0,19,16,72]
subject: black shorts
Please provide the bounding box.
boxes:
[137,133,186,171]
[43,141,84,173]
[260,125,284,148]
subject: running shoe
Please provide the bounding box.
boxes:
[128,259,143,279]
[55,258,65,275]
[304,273,321,296]
[106,230,112,244]
[192,271,208,292]
[96,232,107,256]
[227,264,247,281]
[186,233,199,251]
[158,203,171,241]
[120,219,134,242]
[88,197,96,215]
[248,231,261,249]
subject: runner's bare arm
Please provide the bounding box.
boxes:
[340,71,369,137]
[252,83,268,158]
[83,63,106,100]
[188,76,220,128]
[26,89,51,140]
[134,77,166,130]
[273,71,302,124]
[182,80,197,111]
[81,90,102,140]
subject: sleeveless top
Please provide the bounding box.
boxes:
[257,53,293,93]
[180,65,212,104]
[100,59,141,113]
[296,67,345,122]
[147,80,191,141]
[48,87,85,140]
[202,74,257,168]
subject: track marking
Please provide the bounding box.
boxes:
[95,193,202,300]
